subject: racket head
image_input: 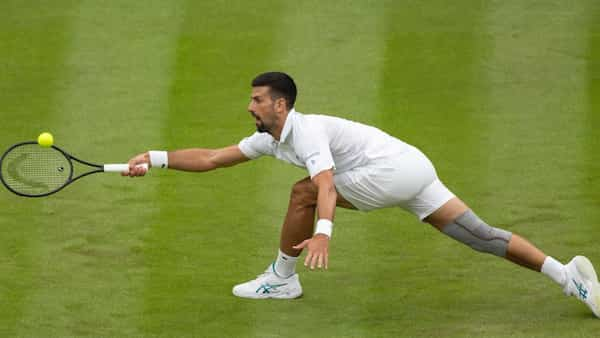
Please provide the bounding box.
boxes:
[0,141,74,197]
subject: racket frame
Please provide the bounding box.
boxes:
[1,141,108,197]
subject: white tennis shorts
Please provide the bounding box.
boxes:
[333,146,455,220]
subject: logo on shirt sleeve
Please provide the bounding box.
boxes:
[304,152,321,165]
[305,152,320,160]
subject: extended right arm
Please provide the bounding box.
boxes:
[166,145,250,171]
[124,145,250,176]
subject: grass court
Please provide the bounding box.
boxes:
[1,1,599,337]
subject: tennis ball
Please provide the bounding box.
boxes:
[37,132,54,147]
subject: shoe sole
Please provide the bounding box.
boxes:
[232,289,302,299]
[574,256,600,318]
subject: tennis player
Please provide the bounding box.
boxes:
[125,72,599,317]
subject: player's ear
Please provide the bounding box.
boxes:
[276,97,288,111]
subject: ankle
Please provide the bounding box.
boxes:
[541,256,566,286]
[273,249,298,278]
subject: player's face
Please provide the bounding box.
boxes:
[248,86,285,134]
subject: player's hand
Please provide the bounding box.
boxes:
[123,152,149,177]
[293,234,330,270]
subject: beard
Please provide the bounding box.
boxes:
[256,120,268,133]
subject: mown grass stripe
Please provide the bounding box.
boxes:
[245,1,388,337]
[481,2,590,252]
[0,2,76,336]
[11,1,184,336]
[141,1,286,336]
[474,0,596,329]
[372,1,491,336]
[582,0,600,255]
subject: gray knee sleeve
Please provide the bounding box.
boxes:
[442,210,512,257]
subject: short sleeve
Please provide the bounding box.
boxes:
[238,132,275,159]
[293,125,335,178]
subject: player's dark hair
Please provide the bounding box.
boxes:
[252,72,297,110]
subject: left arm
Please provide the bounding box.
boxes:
[293,169,336,270]
[314,169,336,222]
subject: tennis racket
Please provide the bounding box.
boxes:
[0,141,147,197]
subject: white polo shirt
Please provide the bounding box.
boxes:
[238,109,412,178]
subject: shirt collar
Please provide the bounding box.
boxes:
[279,108,296,143]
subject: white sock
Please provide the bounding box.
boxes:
[273,249,298,278]
[541,256,566,286]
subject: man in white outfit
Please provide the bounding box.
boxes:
[125,72,599,318]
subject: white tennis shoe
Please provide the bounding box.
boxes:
[232,264,302,299]
[563,256,600,318]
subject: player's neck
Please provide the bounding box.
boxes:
[271,109,290,141]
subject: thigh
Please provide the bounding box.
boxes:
[423,197,469,229]
[336,192,357,209]
[293,176,358,209]
[401,179,456,221]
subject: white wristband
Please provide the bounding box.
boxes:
[314,219,333,238]
[148,150,168,169]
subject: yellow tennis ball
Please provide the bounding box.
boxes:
[37,132,54,147]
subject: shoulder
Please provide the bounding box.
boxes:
[290,113,330,154]
[295,112,354,132]
[291,112,328,136]
[245,131,274,142]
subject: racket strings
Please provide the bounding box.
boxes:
[0,144,71,196]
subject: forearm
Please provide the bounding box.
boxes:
[316,183,337,221]
[166,148,220,172]
[128,145,248,176]
[140,148,220,172]
[295,170,336,270]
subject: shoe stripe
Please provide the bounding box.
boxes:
[573,278,589,300]
[255,283,288,294]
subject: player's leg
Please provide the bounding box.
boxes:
[278,177,317,258]
[279,176,355,257]
[232,176,355,299]
[424,197,546,270]
[396,149,555,272]
[423,195,600,317]
[276,176,355,275]
[387,146,600,317]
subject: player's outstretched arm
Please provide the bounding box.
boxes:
[124,145,250,176]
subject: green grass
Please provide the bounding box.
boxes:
[1,1,599,337]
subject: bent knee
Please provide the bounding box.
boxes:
[290,177,318,206]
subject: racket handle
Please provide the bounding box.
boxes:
[103,163,149,173]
